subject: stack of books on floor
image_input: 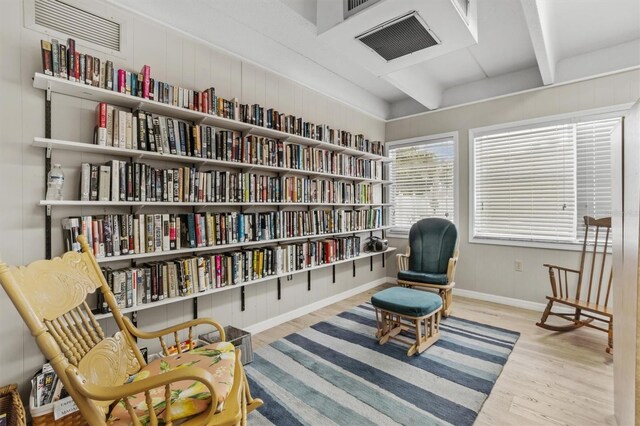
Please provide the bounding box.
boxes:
[31,364,65,409]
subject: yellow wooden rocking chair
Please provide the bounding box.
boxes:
[536,216,613,353]
[0,235,262,425]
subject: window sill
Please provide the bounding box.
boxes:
[469,237,592,252]
[386,230,409,239]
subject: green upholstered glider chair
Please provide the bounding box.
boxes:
[396,218,459,317]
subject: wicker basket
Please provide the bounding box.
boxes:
[0,384,26,426]
[29,394,85,426]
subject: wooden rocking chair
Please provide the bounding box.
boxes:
[536,216,613,353]
[0,235,263,425]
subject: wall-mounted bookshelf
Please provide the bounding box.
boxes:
[40,200,391,208]
[33,138,392,184]
[34,68,394,322]
[94,246,395,320]
[33,74,391,161]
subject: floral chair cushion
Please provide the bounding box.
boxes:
[108,341,235,425]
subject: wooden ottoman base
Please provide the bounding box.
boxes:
[373,308,441,356]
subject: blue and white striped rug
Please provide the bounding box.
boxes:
[246,303,519,426]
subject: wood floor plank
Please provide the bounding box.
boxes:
[252,283,614,425]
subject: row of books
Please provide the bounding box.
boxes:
[40,38,383,156]
[62,209,383,258]
[99,236,362,312]
[80,161,376,204]
[95,105,384,178]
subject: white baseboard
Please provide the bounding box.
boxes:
[244,277,389,335]
[452,288,547,312]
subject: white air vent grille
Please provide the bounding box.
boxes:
[344,0,380,19]
[347,0,369,11]
[356,12,440,62]
[35,0,121,51]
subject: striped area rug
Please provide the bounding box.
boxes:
[245,303,520,426]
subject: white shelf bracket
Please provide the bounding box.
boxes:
[46,82,52,101]
[46,205,52,216]
[46,146,52,159]
[241,127,254,139]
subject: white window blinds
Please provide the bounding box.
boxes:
[473,117,620,244]
[576,118,619,238]
[389,139,454,232]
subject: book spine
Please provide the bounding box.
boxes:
[67,38,75,81]
[118,110,127,148]
[110,160,119,202]
[41,40,53,76]
[95,103,107,146]
[51,39,60,77]
[118,69,126,93]
[92,57,100,87]
[105,60,113,90]
[98,165,111,201]
[146,114,156,152]
[101,105,112,146]
[126,112,133,150]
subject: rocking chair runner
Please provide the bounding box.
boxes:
[536,216,613,353]
[0,235,263,425]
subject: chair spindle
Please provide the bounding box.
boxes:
[159,336,169,356]
[164,384,172,426]
[62,313,90,355]
[174,331,181,353]
[145,390,158,425]
[83,302,105,340]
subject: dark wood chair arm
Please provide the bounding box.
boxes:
[543,264,580,274]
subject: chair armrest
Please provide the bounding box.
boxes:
[66,364,219,404]
[123,316,226,356]
[396,253,409,272]
[123,316,225,341]
[543,264,580,274]
[447,250,459,285]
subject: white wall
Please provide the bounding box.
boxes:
[385,69,640,304]
[0,0,386,396]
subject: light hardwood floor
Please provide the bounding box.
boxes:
[252,283,615,426]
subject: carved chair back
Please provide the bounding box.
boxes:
[0,235,144,421]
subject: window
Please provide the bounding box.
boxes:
[388,136,455,234]
[471,115,621,246]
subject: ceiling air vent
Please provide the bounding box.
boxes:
[344,0,381,19]
[34,0,121,51]
[356,12,440,62]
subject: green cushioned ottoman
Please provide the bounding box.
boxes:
[371,287,442,356]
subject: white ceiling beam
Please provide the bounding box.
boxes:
[520,0,555,85]
[383,68,443,110]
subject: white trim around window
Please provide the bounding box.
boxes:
[468,104,631,251]
[386,132,459,238]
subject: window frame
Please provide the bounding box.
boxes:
[468,104,630,251]
[386,131,459,238]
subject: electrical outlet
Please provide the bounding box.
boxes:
[514,260,523,272]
